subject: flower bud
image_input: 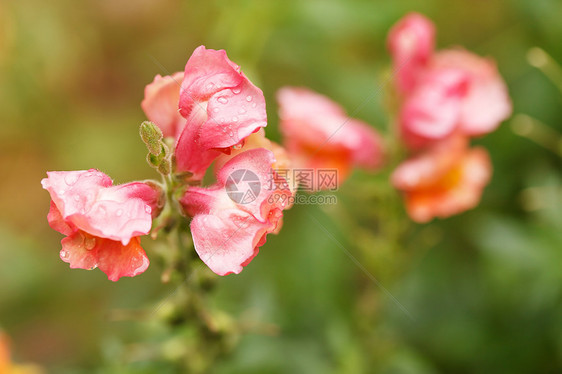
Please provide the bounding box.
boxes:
[140,121,164,156]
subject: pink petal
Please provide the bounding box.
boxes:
[60,231,149,281]
[400,68,468,148]
[431,49,512,136]
[95,236,150,282]
[277,87,384,176]
[200,78,267,150]
[42,171,154,245]
[179,46,244,119]
[47,201,74,236]
[405,147,492,222]
[387,12,435,93]
[216,148,290,221]
[141,72,185,138]
[391,135,468,191]
[190,209,272,276]
[41,169,112,219]
[174,110,223,178]
[277,86,346,120]
[459,76,512,135]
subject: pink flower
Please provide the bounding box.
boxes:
[41,169,161,281]
[387,12,435,94]
[277,87,384,188]
[181,148,292,275]
[388,13,512,148]
[141,72,185,138]
[174,46,267,179]
[391,136,492,222]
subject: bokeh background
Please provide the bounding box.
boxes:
[1,0,561,373]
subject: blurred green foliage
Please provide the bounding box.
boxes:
[0,0,561,373]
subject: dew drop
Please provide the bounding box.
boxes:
[144,205,152,214]
[116,209,123,217]
[232,116,238,122]
[213,107,220,113]
[206,82,215,90]
[218,97,228,104]
[220,118,225,123]
[65,174,78,186]
[85,236,96,250]
[251,102,257,108]
[228,130,234,137]
[232,87,241,94]
[60,250,69,259]
[73,195,80,202]
[245,95,252,102]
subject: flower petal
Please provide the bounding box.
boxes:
[200,78,267,150]
[387,12,435,93]
[60,231,149,281]
[47,201,74,236]
[141,72,185,138]
[400,68,468,148]
[179,46,244,118]
[41,169,112,219]
[190,209,272,276]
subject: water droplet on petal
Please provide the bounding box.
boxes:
[232,116,238,122]
[116,209,123,217]
[74,195,80,202]
[246,95,252,102]
[228,130,234,137]
[232,87,241,94]
[85,237,96,250]
[65,174,78,185]
[207,82,215,90]
[60,250,69,259]
[251,102,257,108]
[144,205,152,214]
[218,97,228,104]
[213,107,220,113]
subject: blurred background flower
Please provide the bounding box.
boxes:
[0,0,561,373]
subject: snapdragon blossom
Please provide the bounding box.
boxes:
[42,169,160,281]
[181,147,293,275]
[388,12,512,149]
[391,136,491,222]
[277,87,384,188]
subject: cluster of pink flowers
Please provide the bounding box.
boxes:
[43,46,383,280]
[388,13,512,222]
[42,13,512,280]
